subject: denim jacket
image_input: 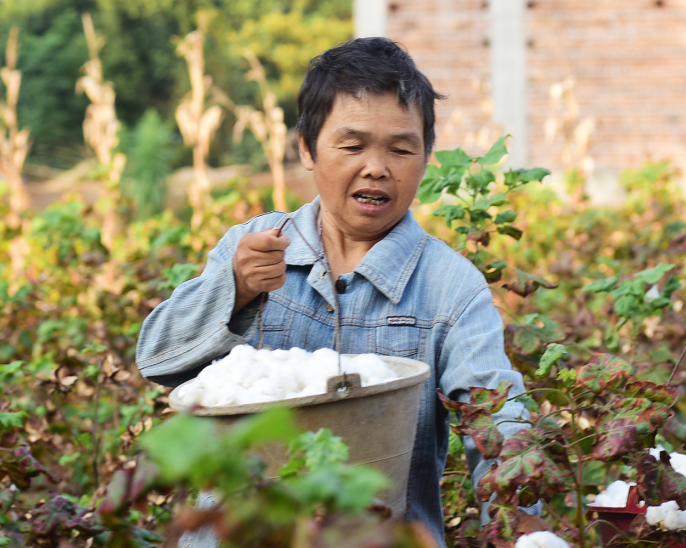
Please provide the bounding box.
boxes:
[136,197,529,546]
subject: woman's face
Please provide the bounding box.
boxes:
[298,92,426,245]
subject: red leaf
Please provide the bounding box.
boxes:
[575,354,634,393]
[451,408,504,460]
[477,429,573,504]
[636,453,686,510]
[590,417,638,462]
[31,495,104,537]
[0,445,53,491]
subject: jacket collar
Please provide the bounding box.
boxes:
[281,197,427,304]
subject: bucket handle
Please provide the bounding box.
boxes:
[326,373,361,396]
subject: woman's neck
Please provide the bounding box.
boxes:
[321,228,377,280]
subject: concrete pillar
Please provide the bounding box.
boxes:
[489,0,528,167]
[354,0,387,38]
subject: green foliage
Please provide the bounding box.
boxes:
[419,137,551,289]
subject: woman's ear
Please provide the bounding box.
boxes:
[298,132,315,171]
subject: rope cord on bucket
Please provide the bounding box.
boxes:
[255,215,345,381]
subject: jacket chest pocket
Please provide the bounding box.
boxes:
[374,323,423,359]
[254,299,293,349]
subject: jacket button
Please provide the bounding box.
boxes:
[325,303,334,313]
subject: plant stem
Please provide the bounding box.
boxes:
[668,343,686,384]
[570,412,586,548]
[543,500,578,537]
[92,371,101,490]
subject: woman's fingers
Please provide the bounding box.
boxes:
[233,227,291,312]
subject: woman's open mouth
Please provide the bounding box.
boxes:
[353,192,390,206]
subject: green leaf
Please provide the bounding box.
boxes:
[477,135,509,166]
[494,211,517,224]
[557,369,577,385]
[582,276,619,293]
[507,167,551,185]
[286,429,348,472]
[504,270,557,297]
[515,394,540,413]
[432,204,465,227]
[157,263,200,290]
[496,225,523,240]
[635,264,674,285]
[0,411,27,430]
[417,164,443,204]
[465,170,496,192]
[138,413,217,482]
[661,276,682,300]
[435,147,474,168]
[535,344,568,379]
[229,406,300,449]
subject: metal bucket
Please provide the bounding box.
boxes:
[169,355,430,521]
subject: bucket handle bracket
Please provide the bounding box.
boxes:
[326,373,361,396]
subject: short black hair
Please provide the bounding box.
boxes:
[296,37,444,161]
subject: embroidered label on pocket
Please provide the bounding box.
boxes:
[386,316,416,326]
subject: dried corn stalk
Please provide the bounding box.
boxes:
[0,27,31,229]
[175,12,223,229]
[76,14,126,290]
[232,49,287,212]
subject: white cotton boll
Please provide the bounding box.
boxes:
[178,381,203,405]
[268,365,299,397]
[649,445,666,459]
[646,505,666,526]
[269,348,291,361]
[312,348,340,371]
[594,480,634,507]
[514,531,569,548]
[669,453,686,476]
[254,347,277,364]
[646,501,686,531]
[241,359,269,387]
[250,377,283,399]
[644,284,661,304]
[229,344,257,361]
[347,354,397,386]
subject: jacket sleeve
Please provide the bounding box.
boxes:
[437,283,534,522]
[135,215,279,387]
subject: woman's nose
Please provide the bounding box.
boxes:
[360,153,390,179]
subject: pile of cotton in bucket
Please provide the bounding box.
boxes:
[176,345,399,407]
[515,531,569,548]
[593,480,636,507]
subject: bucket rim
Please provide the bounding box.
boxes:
[168,354,431,416]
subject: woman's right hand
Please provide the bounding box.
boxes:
[232,227,291,314]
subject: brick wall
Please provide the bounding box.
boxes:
[387,0,493,156]
[387,0,686,177]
